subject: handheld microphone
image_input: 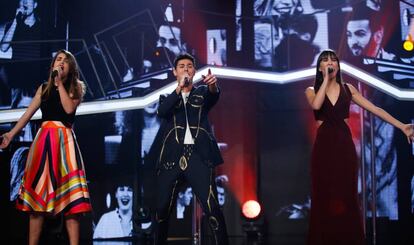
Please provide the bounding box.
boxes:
[16,12,23,21]
[184,77,189,87]
[328,67,334,74]
[51,70,59,80]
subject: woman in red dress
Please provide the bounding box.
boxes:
[305,49,414,244]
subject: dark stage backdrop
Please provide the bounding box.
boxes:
[1,0,414,243]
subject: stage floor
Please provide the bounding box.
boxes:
[8,235,305,245]
[8,234,414,245]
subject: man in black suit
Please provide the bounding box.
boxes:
[153,53,228,245]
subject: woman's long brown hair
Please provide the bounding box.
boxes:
[42,49,85,100]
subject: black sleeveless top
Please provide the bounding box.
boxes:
[40,84,76,126]
[313,83,352,121]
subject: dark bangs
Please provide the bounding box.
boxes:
[314,49,342,92]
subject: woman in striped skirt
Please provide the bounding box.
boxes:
[1,49,92,245]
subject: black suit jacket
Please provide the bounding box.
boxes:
[155,85,223,169]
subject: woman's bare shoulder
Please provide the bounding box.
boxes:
[76,80,86,96]
[305,86,315,93]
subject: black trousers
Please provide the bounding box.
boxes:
[154,148,228,245]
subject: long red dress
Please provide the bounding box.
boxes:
[308,84,365,245]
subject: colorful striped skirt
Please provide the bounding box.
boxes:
[16,121,92,216]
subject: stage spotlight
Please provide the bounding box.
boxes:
[241,200,266,243]
[242,200,261,219]
[403,34,414,51]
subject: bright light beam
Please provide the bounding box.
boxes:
[1,63,413,123]
[341,62,414,100]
